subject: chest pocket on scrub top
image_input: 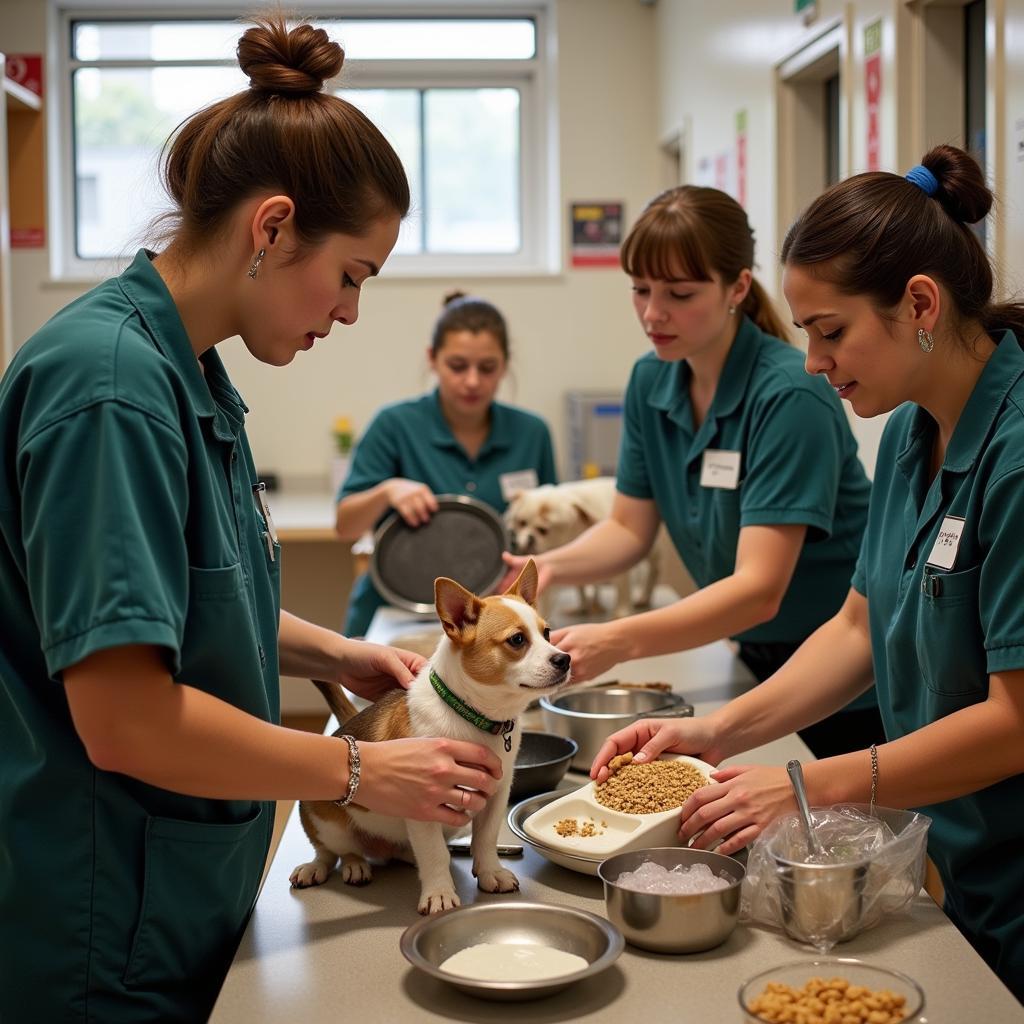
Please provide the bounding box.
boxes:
[915,564,986,701]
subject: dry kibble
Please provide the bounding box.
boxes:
[747,977,908,1024]
[553,816,604,839]
[594,759,708,814]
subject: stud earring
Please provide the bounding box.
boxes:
[728,305,736,315]
[247,247,266,280]
[918,327,934,353]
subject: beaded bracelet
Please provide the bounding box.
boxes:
[869,743,879,816]
[333,734,361,807]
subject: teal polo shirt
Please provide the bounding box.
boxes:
[852,330,1024,997]
[340,390,557,635]
[617,316,871,646]
[0,250,280,1022]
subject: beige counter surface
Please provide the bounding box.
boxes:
[213,622,1024,1022]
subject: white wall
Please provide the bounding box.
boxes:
[4,0,661,485]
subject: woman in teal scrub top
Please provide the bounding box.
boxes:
[503,185,883,759]
[0,19,503,1023]
[336,291,557,636]
[593,146,1024,1001]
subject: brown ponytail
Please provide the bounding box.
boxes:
[157,14,409,255]
[620,185,790,341]
[781,144,1024,344]
[431,292,510,359]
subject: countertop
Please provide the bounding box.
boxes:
[211,611,1024,1022]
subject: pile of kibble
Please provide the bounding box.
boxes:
[593,755,707,814]
[747,976,908,1024]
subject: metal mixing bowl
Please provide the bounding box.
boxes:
[540,687,693,770]
[598,847,744,953]
[510,732,579,803]
[399,900,623,1001]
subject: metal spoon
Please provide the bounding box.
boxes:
[787,758,826,860]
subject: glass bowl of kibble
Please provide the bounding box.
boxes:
[738,958,925,1023]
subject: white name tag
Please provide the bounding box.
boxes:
[500,469,539,501]
[926,515,965,571]
[699,449,742,490]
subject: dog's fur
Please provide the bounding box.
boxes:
[290,561,571,914]
[504,477,661,618]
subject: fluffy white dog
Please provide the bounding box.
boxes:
[504,477,660,619]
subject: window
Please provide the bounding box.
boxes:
[56,8,555,278]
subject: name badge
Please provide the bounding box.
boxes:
[925,515,965,571]
[699,449,741,490]
[500,469,539,501]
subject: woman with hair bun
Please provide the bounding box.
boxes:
[503,185,881,759]
[335,290,557,638]
[0,17,507,1021]
[593,147,1024,1000]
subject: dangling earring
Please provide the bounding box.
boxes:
[247,247,266,280]
[917,327,934,353]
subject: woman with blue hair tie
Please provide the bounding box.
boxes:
[591,144,1024,1001]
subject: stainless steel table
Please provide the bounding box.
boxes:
[211,608,1024,1022]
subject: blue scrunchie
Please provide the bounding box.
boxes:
[905,164,939,196]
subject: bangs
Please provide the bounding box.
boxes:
[620,206,713,282]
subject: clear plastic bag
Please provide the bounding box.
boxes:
[740,803,931,952]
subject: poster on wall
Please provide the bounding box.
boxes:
[736,110,748,208]
[864,21,882,172]
[4,54,46,249]
[570,202,623,268]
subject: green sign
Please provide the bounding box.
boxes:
[864,20,882,56]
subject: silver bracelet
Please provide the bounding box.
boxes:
[869,743,878,816]
[333,734,361,807]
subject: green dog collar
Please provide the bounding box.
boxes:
[429,668,515,752]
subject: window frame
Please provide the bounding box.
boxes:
[49,1,559,281]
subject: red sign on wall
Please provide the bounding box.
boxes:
[864,22,882,172]
[4,54,43,98]
[736,110,748,208]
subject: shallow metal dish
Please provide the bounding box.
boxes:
[370,493,507,614]
[510,732,579,804]
[399,900,623,1001]
[599,847,744,953]
[540,686,693,770]
[507,791,607,876]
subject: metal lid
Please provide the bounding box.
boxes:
[369,493,508,614]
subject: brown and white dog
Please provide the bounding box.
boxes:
[504,477,662,619]
[290,560,571,914]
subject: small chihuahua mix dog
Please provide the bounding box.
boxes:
[290,560,571,914]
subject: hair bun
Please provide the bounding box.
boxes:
[442,289,467,307]
[238,18,344,97]
[921,144,992,225]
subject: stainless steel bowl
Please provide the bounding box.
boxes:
[598,847,744,953]
[507,791,607,875]
[774,853,870,947]
[540,687,693,770]
[399,900,624,1001]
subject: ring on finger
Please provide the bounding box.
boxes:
[460,788,470,807]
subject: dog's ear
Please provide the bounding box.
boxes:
[435,576,482,643]
[571,499,597,527]
[504,558,539,606]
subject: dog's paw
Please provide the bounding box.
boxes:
[340,856,373,886]
[476,868,520,894]
[418,888,461,915]
[290,860,333,888]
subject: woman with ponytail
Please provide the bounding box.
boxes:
[503,185,882,759]
[593,149,1024,1001]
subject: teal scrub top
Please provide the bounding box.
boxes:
[616,315,872,647]
[340,389,557,635]
[0,250,281,1022]
[851,330,1024,998]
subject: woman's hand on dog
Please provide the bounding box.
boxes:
[356,737,503,826]
[549,622,625,684]
[498,552,553,596]
[337,640,426,701]
[385,478,439,527]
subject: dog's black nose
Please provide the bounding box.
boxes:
[549,651,571,671]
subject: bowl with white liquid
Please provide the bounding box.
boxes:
[399,900,623,1001]
[599,847,744,953]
